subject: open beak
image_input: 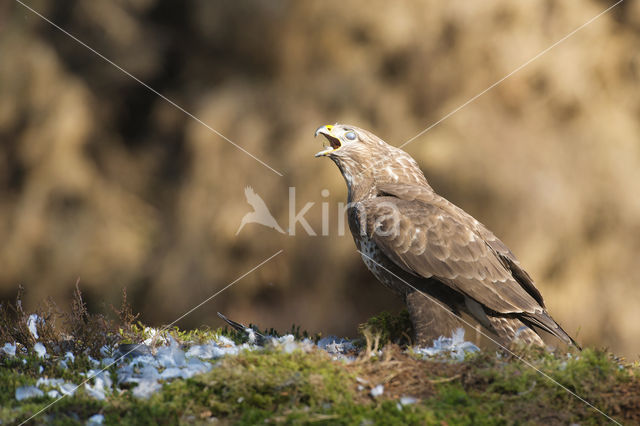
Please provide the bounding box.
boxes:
[314,124,342,157]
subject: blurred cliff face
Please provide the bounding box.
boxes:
[1,1,639,356]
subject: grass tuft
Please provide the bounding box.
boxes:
[357,309,414,347]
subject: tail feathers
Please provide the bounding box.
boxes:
[487,313,581,350]
[487,316,545,347]
[524,311,581,350]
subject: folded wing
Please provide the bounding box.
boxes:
[355,183,575,345]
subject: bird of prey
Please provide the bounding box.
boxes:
[314,124,578,348]
[236,186,285,235]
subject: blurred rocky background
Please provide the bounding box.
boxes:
[1,0,639,357]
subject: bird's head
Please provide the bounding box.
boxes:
[314,124,380,159]
[314,124,389,178]
[314,123,429,196]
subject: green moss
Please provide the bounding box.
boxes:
[418,348,637,425]
[358,309,414,347]
[2,324,638,425]
[158,349,353,421]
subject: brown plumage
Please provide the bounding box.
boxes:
[315,123,578,348]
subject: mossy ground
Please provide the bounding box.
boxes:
[1,291,638,425]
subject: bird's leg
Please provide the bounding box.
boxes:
[405,291,464,346]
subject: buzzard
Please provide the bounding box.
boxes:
[314,123,578,347]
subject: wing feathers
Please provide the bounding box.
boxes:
[355,182,577,346]
[357,192,542,316]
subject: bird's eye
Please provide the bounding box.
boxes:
[345,131,357,141]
